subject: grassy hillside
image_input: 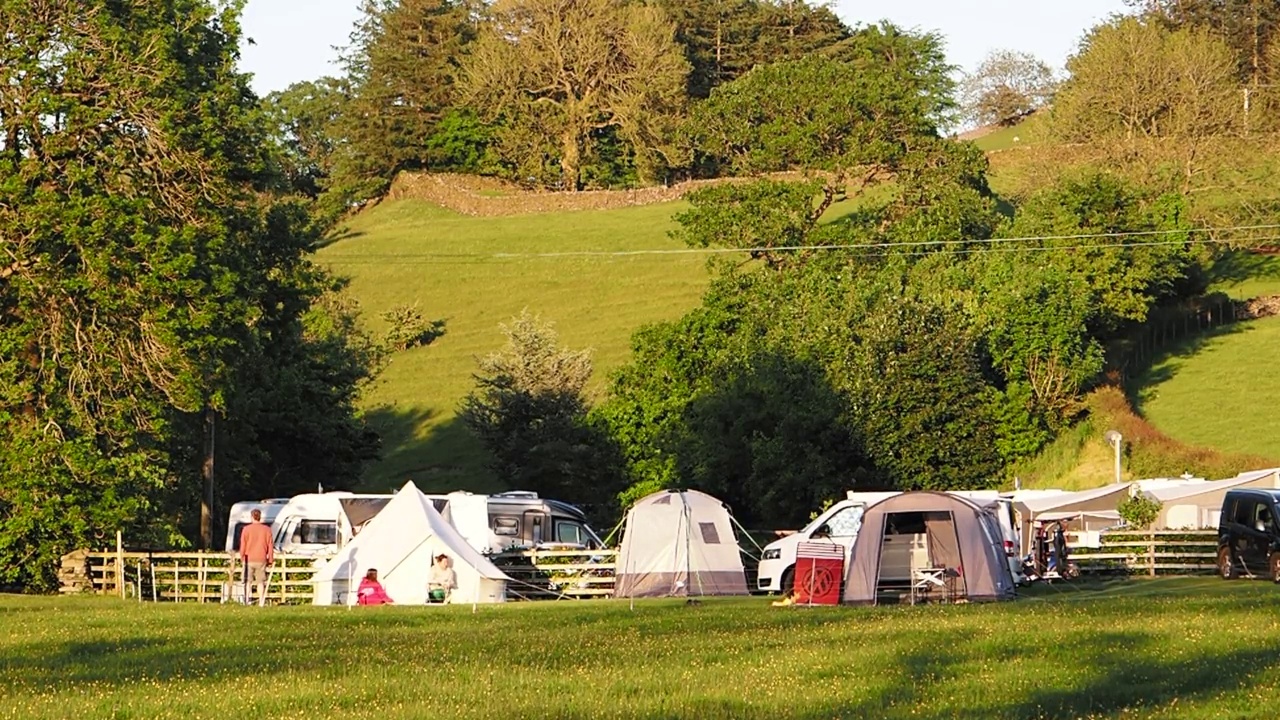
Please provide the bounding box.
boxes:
[325,120,1280,494]
[1135,315,1280,461]
[319,199,711,491]
[9,579,1280,719]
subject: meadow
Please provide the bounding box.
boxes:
[4,579,1280,719]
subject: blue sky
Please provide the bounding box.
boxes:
[238,0,1131,96]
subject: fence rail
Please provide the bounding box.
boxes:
[61,546,621,603]
[1068,529,1219,576]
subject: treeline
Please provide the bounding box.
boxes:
[0,1,392,589]
[458,43,1216,529]
[265,0,955,227]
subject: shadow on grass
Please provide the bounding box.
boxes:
[360,406,501,494]
[1208,250,1280,291]
[1128,320,1252,417]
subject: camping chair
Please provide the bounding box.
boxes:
[910,567,946,605]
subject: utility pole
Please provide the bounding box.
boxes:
[199,407,216,549]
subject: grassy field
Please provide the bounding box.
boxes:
[1135,315,1280,461]
[320,199,712,490]
[5,579,1280,719]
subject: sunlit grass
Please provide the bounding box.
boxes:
[5,579,1280,719]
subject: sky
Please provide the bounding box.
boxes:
[237,0,1132,97]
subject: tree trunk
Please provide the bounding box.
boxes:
[199,407,215,549]
[560,126,582,192]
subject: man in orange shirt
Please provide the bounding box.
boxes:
[238,509,274,607]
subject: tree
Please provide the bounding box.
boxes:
[461,0,690,189]
[1052,17,1241,189]
[656,0,850,98]
[961,49,1057,126]
[1118,491,1163,529]
[460,312,619,504]
[263,78,347,200]
[0,0,378,586]
[824,22,958,127]
[687,54,941,186]
[1132,0,1280,87]
[329,0,478,206]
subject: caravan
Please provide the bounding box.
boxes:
[223,498,291,553]
[264,489,604,558]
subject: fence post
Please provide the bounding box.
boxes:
[1148,530,1156,578]
[116,531,125,599]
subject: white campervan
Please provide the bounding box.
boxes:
[223,498,291,553]
[756,490,1025,594]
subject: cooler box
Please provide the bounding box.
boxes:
[794,542,844,605]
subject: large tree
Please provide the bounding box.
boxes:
[1132,0,1280,86]
[1052,16,1241,189]
[961,49,1057,126]
[461,0,690,189]
[0,0,377,585]
[329,0,478,206]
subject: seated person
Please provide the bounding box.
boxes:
[356,568,394,606]
[427,554,457,603]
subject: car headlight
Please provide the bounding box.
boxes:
[762,549,781,560]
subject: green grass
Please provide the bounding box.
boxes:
[6,579,1280,719]
[320,199,713,490]
[1208,252,1280,301]
[1135,315,1280,461]
[969,113,1050,152]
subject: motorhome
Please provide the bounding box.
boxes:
[267,489,603,557]
[756,490,1024,594]
[223,498,292,553]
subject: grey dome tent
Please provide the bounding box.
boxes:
[614,489,749,598]
[842,492,1015,605]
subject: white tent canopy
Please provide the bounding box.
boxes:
[615,489,748,598]
[312,481,510,605]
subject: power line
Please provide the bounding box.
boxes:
[316,222,1280,263]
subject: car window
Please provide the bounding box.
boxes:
[555,521,583,544]
[1256,504,1275,531]
[1234,499,1258,526]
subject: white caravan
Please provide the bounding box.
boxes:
[756,490,1024,594]
[267,489,603,557]
[223,498,292,553]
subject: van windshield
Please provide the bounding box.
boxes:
[801,504,865,536]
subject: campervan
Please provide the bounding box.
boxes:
[756,490,1025,594]
[223,499,291,553]
[268,489,603,557]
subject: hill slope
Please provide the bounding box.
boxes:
[320,198,712,490]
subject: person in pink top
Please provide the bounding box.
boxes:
[357,568,394,606]
[238,509,274,607]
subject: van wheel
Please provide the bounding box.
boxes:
[780,566,795,596]
[1218,547,1237,580]
[1271,554,1280,583]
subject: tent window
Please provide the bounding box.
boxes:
[884,512,926,535]
[699,522,720,544]
[654,495,672,505]
[493,516,519,536]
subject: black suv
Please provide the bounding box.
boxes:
[1218,489,1280,581]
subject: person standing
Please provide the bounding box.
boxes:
[238,509,274,607]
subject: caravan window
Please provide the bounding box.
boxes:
[229,523,249,551]
[493,516,519,537]
[555,521,584,545]
[294,521,337,545]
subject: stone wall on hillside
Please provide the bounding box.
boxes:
[385,171,810,217]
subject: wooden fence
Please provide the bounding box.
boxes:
[1068,529,1218,576]
[61,546,619,603]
